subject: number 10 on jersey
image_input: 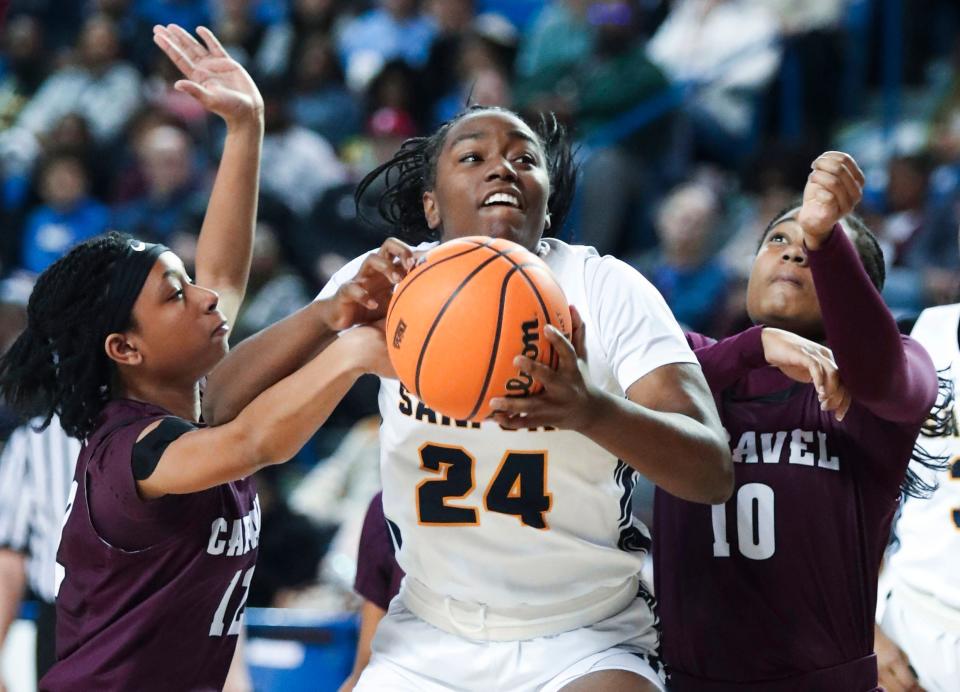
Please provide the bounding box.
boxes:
[416,443,552,529]
[711,483,776,560]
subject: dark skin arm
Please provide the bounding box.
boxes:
[491,307,733,504]
[202,238,415,425]
[153,25,264,328]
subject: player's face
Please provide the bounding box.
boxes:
[746,216,825,339]
[424,111,551,251]
[125,252,230,382]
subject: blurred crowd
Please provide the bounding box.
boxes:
[0,0,959,608]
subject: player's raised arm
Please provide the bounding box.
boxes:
[153,24,264,328]
[800,152,937,423]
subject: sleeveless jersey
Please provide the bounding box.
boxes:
[320,238,695,610]
[887,303,960,610]
[42,399,259,692]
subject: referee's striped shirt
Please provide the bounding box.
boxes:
[0,417,81,603]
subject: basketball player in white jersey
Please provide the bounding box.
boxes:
[203,106,732,691]
[877,301,960,692]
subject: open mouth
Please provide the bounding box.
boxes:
[481,191,522,209]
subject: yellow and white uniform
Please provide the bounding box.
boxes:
[882,304,960,692]
[320,238,696,691]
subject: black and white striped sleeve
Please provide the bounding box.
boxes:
[0,428,32,553]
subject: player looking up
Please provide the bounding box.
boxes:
[0,25,400,692]
[654,152,939,692]
[203,105,732,691]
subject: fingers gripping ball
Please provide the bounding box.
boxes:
[386,237,571,421]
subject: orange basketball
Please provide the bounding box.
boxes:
[386,236,571,422]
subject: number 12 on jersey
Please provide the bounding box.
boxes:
[416,443,552,529]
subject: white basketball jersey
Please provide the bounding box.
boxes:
[320,238,696,609]
[888,303,960,610]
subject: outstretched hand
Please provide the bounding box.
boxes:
[490,306,600,431]
[326,238,416,331]
[797,151,865,248]
[760,328,851,421]
[153,24,263,126]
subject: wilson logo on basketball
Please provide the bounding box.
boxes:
[393,319,407,348]
[505,318,539,397]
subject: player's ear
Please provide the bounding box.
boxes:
[423,190,441,230]
[104,332,143,367]
[544,213,552,231]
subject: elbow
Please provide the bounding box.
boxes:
[703,441,734,504]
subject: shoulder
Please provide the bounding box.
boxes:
[911,303,960,346]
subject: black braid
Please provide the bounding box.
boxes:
[0,232,137,440]
[900,368,957,499]
[355,105,577,244]
[759,203,886,291]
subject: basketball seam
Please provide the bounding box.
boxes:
[511,262,562,371]
[466,266,518,420]
[386,241,493,327]
[413,252,505,399]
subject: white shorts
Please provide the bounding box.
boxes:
[880,578,960,692]
[354,589,666,692]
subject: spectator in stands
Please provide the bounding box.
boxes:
[212,0,271,71]
[879,152,960,312]
[20,152,110,274]
[429,16,517,127]
[233,222,312,343]
[259,81,347,217]
[13,14,143,145]
[111,123,207,242]
[515,0,672,253]
[421,0,476,116]
[647,0,782,167]
[338,0,437,90]
[287,33,361,148]
[258,0,349,79]
[0,15,48,132]
[644,182,729,334]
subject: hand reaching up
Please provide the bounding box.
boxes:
[153,24,263,127]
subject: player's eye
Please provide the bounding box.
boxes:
[769,233,787,244]
[170,288,185,301]
[459,152,481,163]
[514,152,537,166]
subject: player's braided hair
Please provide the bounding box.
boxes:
[902,368,957,499]
[355,105,577,244]
[0,232,138,440]
[759,204,886,292]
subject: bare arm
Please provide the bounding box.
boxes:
[152,24,264,327]
[203,239,415,425]
[223,627,253,692]
[138,325,391,499]
[0,549,26,649]
[338,601,387,692]
[492,309,732,504]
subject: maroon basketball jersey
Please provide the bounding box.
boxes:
[654,330,926,691]
[354,492,404,610]
[42,399,259,692]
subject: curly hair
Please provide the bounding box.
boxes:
[354,105,577,244]
[759,203,886,292]
[0,232,139,440]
